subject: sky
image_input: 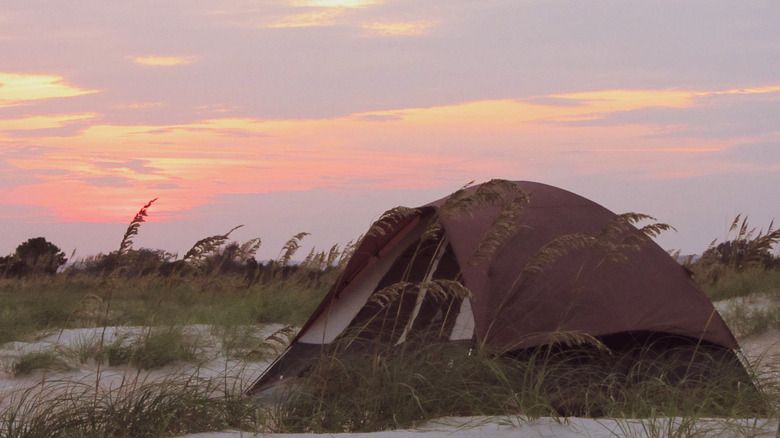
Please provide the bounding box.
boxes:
[1,0,779,261]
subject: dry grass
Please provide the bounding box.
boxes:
[0,374,266,438]
[271,340,775,433]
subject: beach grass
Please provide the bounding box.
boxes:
[0,270,331,347]
[0,374,267,438]
[270,339,776,433]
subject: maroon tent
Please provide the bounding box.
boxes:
[247,180,743,394]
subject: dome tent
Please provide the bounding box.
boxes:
[247,180,749,399]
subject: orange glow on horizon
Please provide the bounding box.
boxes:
[2,84,777,223]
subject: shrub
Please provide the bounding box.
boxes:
[1,237,67,278]
[690,215,780,286]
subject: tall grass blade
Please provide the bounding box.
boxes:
[118,198,158,255]
[278,232,310,266]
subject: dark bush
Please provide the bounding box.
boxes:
[1,237,67,278]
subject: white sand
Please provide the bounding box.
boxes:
[1,322,778,438]
[178,416,779,438]
[0,325,279,408]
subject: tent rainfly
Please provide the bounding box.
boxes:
[246,180,748,395]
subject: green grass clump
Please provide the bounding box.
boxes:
[698,267,780,301]
[105,327,202,370]
[66,334,106,365]
[0,277,88,345]
[717,292,780,338]
[211,324,293,360]
[271,342,774,433]
[9,349,73,376]
[0,376,266,438]
[0,272,330,346]
[273,345,523,433]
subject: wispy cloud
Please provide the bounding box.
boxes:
[82,175,133,188]
[113,102,164,110]
[549,89,695,112]
[133,56,193,66]
[354,113,404,122]
[153,182,183,189]
[0,114,97,132]
[546,87,780,139]
[551,87,780,111]
[582,148,725,153]
[289,0,382,7]
[0,73,98,107]
[267,0,386,28]
[362,20,437,36]
[267,10,343,28]
[94,159,161,174]
[703,85,780,97]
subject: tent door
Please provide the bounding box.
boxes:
[395,237,449,345]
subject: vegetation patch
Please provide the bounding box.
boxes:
[685,214,780,300]
[0,375,266,438]
[0,199,777,436]
[8,349,73,377]
[701,267,780,302]
[717,291,780,338]
[104,327,203,370]
[272,342,775,433]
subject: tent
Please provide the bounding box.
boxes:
[247,180,748,396]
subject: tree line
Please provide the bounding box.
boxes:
[2,207,776,285]
[0,234,351,287]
